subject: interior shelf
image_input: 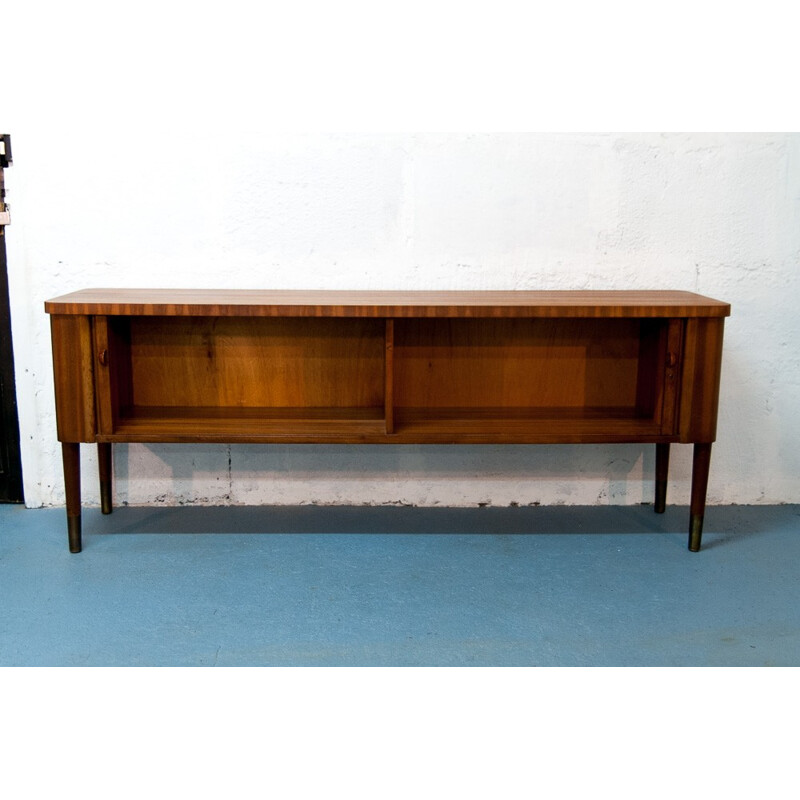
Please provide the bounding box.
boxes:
[392,407,664,440]
[110,406,386,441]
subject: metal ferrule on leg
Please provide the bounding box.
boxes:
[100,483,112,515]
[67,516,82,553]
[689,515,703,552]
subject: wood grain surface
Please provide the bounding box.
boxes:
[123,316,385,410]
[50,315,96,442]
[393,318,652,411]
[100,406,671,444]
[45,289,731,318]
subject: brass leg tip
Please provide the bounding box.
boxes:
[100,480,113,514]
[689,515,703,552]
[67,516,82,553]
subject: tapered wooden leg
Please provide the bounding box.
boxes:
[654,443,670,513]
[62,443,82,553]
[98,443,113,515]
[689,443,712,552]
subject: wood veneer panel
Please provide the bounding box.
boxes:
[393,318,654,413]
[127,317,385,410]
[45,289,732,319]
[93,316,113,434]
[393,407,668,443]
[660,319,684,435]
[385,319,394,434]
[678,317,725,442]
[49,315,95,442]
[112,406,384,442]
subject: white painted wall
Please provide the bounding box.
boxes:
[3,130,798,510]
[3,4,795,513]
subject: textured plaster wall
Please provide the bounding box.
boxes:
[4,132,800,509]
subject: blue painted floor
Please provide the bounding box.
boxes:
[1,503,798,666]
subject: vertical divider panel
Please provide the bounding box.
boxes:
[384,318,394,434]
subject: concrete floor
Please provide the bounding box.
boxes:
[1,503,798,666]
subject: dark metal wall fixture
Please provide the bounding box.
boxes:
[0,134,24,503]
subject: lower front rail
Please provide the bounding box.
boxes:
[58,441,712,553]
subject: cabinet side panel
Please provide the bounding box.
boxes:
[678,317,725,442]
[50,315,96,442]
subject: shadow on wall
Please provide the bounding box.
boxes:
[108,442,687,507]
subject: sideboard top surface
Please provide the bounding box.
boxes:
[45,289,731,318]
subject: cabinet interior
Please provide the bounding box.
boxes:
[100,315,672,440]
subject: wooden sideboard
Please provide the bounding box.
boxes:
[45,289,730,553]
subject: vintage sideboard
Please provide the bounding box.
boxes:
[45,289,730,553]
